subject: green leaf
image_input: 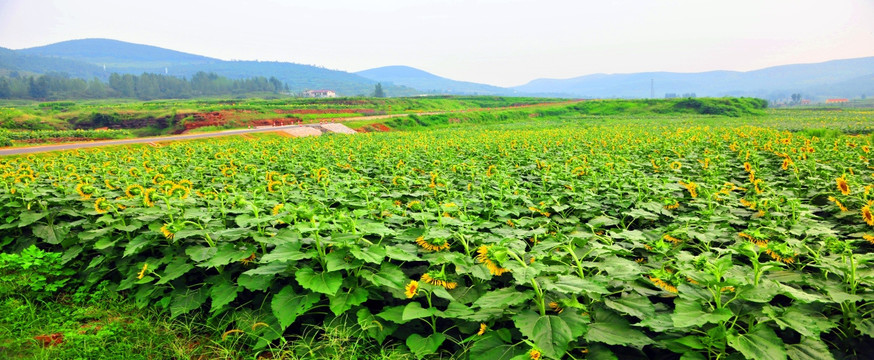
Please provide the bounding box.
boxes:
[385,244,420,262]
[544,275,610,295]
[530,315,573,359]
[170,289,207,318]
[406,333,445,360]
[156,257,194,285]
[605,293,654,319]
[786,337,835,360]
[261,242,310,262]
[294,268,343,295]
[271,286,320,331]
[585,321,652,347]
[763,306,836,338]
[588,215,619,228]
[328,288,368,316]
[361,262,406,289]
[469,331,525,360]
[402,301,440,321]
[32,224,64,244]
[350,245,386,264]
[209,282,239,312]
[18,211,46,227]
[473,287,534,309]
[512,311,540,339]
[241,262,290,276]
[856,318,874,338]
[672,298,733,328]
[376,305,406,324]
[356,308,396,344]
[124,235,153,257]
[237,273,274,291]
[727,326,787,360]
[442,302,474,318]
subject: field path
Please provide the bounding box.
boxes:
[0,100,581,156]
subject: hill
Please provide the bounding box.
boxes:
[13,39,417,96]
[514,57,874,101]
[0,46,107,79]
[355,65,515,95]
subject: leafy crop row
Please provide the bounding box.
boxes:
[1,119,873,359]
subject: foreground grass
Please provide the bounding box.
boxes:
[0,291,415,360]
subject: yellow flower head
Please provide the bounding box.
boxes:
[272,203,285,216]
[476,245,510,276]
[416,236,450,252]
[404,280,419,298]
[670,161,682,170]
[137,263,148,279]
[836,177,850,195]
[167,184,190,199]
[143,188,156,207]
[160,223,174,239]
[126,184,144,198]
[267,180,282,193]
[76,183,94,199]
[477,323,487,336]
[528,349,542,360]
[420,272,457,290]
[94,197,109,214]
[862,204,874,226]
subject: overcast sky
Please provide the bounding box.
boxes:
[1,0,873,87]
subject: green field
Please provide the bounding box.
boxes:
[2,97,873,359]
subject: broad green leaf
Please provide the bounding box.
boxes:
[727,326,787,360]
[294,268,343,295]
[209,282,239,312]
[237,273,274,291]
[328,287,368,316]
[18,211,46,227]
[672,298,733,328]
[361,262,406,289]
[241,262,290,276]
[605,293,654,319]
[406,333,445,360]
[184,245,216,262]
[376,305,406,323]
[326,250,360,271]
[512,311,540,339]
[786,337,835,360]
[32,224,64,244]
[469,331,526,360]
[544,275,610,295]
[350,245,386,264]
[763,306,836,338]
[124,235,153,257]
[356,308,396,344]
[585,321,652,347]
[385,244,420,262]
[202,243,255,268]
[473,287,534,309]
[156,257,194,285]
[261,242,310,262]
[531,315,573,359]
[170,289,207,318]
[402,301,440,321]
[271,286,320,330]
[856,318,874,338]
[442,301,474,318]
[588,216,619,228]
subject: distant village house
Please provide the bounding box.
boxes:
[825,98,849,104]
[303,90,336,98]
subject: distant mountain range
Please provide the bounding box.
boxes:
[1,38,872,100]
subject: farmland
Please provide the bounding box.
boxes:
[2,98,874,359]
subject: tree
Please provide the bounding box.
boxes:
[790,93,802,103]
[373,83,385,98]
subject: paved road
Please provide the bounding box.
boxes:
[0,124,329,156]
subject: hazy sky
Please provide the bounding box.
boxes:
[1,0,873,87]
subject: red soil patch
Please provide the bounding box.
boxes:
[273,109,377,115]
[370,123,391,132]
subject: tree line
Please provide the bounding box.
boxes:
[0,71,288,100]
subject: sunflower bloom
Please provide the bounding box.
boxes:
[837,177,850,195]
[126,184,144,198]
[404,280,419,298]
[678,181,698,198]
[648,276,678,293]
[476,245,510,276]
[76,183,93,199]
[477,323,487,336]
[416,236,450,252]
[272,203,285,215]
[863,234,874,245]
[862,204,874,226]
[827,196,849,212]
[664,201,679,210]
[528,349,542,360]
[662,234,682,244]
[143,188,156,207]
[137,263,148,279]
[420,272,457,290]
[160,223,174,239]
[93,197,109,214]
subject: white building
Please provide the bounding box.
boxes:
[303,90,336,98]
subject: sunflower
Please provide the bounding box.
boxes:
[476,245,510,276]
[662,234,682,244]
[862,204,874,226]
[76,183,94,199]
[93,197,110,214]
[143,188,156,207]
[827,196,848,212]
[404,280,419,298]
[160,223,174,239]
[477,323,487,336]
[670,161,682,170]
[648,276,678,293]
[267,180,282,192]
[137,263,148,280]
[272,203,285,216]
[664,201,679,210]
[781,158,792,171]
[836,177,850,195]
[678,181,698,198]
[743,162,752,172]
[863,234,874,245]
[420,272,457,290]
[528,349,542,360]
[125,184,144,198]
[416,236,450,252]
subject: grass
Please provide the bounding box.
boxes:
[0,289,416,360]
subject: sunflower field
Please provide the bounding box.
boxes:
[1,114,873,359]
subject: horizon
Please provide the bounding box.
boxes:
[2,0,873,87]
